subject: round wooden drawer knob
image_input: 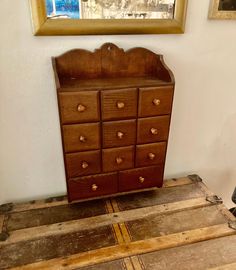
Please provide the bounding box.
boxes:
[79,135,86,143]
[81,161,89,169]
[91,184,98,191]
[150,128,158,135]
[153,99,161,106]
[116,157,123,165]
[148,153,156,160]
[117,131,124,139]
[77,104,86,112]
[116,101,125,109]
[139,176,145,183]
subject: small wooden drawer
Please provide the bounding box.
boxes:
[65,150,101,178]
[119,166,163,192]
[137,116,170,144]
[58,91,99,124]
[102,119,136,148]
[68,172,118,201]
[138,86,174,117]
[102,146,134,173]
[136,142,167,167]
[63,123,100,153]
[101,88,137,121]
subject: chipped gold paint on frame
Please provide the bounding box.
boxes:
[209,0,236,19]
[29,0,188,35]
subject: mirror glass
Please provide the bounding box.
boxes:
[45,0,176,19]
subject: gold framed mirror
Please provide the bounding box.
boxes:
[29,0,188,35]
[209,0,236,19]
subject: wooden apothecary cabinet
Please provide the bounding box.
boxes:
[52,43,175,202]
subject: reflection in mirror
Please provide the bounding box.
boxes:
[218,0,236,11]
[45,0,176,20]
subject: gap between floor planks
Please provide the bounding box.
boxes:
[9,223,236,270]
[0,197,213,247]
[1,177,193,214]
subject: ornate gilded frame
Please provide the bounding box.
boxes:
[29,0,188,35]
[209,0,236,19]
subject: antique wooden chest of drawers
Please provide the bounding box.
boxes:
[52,43,175,202]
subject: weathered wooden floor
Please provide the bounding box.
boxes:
[0,175,236,270]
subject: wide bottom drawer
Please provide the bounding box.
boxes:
[68,172,118,202]
[119,165,164,192]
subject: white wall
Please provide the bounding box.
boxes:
[0,0,235,208]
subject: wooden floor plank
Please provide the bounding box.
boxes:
[207,262,236,270]
[7,200,108,231]
[0,197,212,247]
[130,256,143,270]
[0,215,4,233]
[138,235,236,270]
[163,177,193,187]
[9,223,236,270]
[5,196,68,214]
[217,204,236,222]
[115,183,204,211]
[0,225,118,269]
[124,258,135,270]
[0,177,193,215]
[126,205,228,241]
[72,258,132,270]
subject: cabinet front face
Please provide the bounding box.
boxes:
[59,91,100,124]
[102,119,136,148]
[101,88,137,121]
[136,142,167,167]
[68,172,118,201]
[138,86,174,117]
[54,44,175,202]
[119,166,164,192]
[63,123,100,152]
[137,116,170,144]
[65,150,101,178]
[102,146,135,173]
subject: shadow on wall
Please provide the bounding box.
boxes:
[200,113,236,208]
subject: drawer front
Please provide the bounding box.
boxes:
[119,166,164,192]
[136,142,167,167]
[138,86,174,117]
[101,88,137,121]
[103,119,136,148]
[68,172,118,201]
[59,91,99,124]
[63,123,100,153]
[65,150,101,178]
[102,146,134,173]
[137,116,170,144]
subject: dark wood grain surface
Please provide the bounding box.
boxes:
[102,119,136,148]
[63,122,100,153]
[137,116,170,144]
[53,43,175,202]
[59,91,100,124]
[68,173,118,201]
[65,150,101,178]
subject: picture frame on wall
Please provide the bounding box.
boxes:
[29,0,188,35]
[209,0,236,19]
